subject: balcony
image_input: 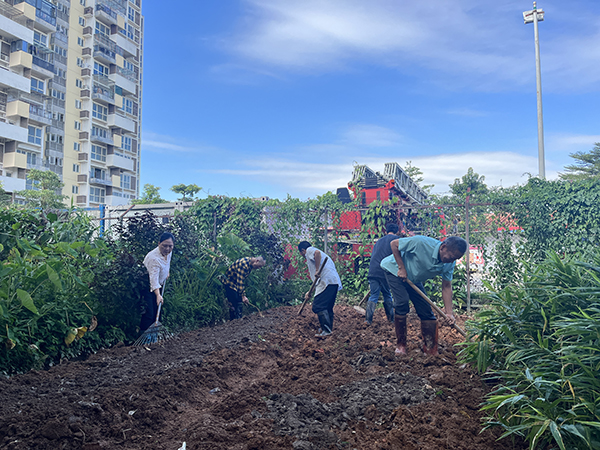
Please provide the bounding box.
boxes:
[6,100,29,120]
[78,153,88,161]
[1,64,30,92]
[81,67,91,78]
[0,173,26,193]
[77,174,88,183]
[113,32,136,57]
[106,152,134,171]
[92,84,114,104]
[31,55,54,78]
[28,104,52,126]
[83,26,92,36]
[76,195,87,204]
[0,5,32,43]
[93,44,116,65]
[35,6,56,32]
[80,110,90,119]
[79,131,89,140]
[89,175,111,186]
[0,120,28,143]
[109,69,136,95]
[108,111,135,133]
[95,3,118,26]
[90,132,113,145]
[3,151,28,169]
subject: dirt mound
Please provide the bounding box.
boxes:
[0,305,526,450]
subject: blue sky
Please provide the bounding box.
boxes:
[140,0,600,201]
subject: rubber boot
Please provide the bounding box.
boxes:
[394,315,407,355]
[365,301,376,324]
[315,311,332,337]
[383,300,395,322]
[421,320,439,355]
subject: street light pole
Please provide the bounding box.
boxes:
[523,2,546,179]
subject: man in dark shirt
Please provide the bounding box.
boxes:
[365,223,399,324]
[223,256,265,320]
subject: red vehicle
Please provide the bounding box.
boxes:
[333,163,429,270]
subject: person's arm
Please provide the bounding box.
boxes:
[313,249,321,278]
[390,240,407,281]
[441,280,455,326]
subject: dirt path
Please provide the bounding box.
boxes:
[0,305,526,450]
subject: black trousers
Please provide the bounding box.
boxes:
[140,289,158,331]
[225,285,244,320]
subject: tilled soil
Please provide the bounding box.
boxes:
[0,305,527,450]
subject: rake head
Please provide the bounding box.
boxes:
[134,322,174,346]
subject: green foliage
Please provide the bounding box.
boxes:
[15,169,67,210]
[131,184,168,204]
[503,178,600,262]
[171,183,202,202]
[449,167,488,200]
[559,143,600,181]
[403,161,434,193]
[458,253,600,450]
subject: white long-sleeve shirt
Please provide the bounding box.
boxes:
[304,247,342,296]
[143,246,171,292]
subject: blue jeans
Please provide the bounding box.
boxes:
[384,273,436,321]
[367,277,393,304]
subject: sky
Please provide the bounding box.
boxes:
[139,0,600,202]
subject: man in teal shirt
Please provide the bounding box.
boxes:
[380,235,467,356]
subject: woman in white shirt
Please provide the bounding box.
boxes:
[139,232,174,331]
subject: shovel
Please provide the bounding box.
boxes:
[406,279,467,338]
[353,290,370,315]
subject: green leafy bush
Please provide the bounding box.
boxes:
[459,253,600,450]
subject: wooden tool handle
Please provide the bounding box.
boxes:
[358,290,370,307]
[298,256,329,316]
[406,279,467,338]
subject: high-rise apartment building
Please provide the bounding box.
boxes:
[0,0,143,206]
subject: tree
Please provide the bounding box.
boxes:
[131,184,167,205]
[15,169,66,210]
[0,183,11,206]
[403,161,434,193]
[559,143,600,181]
[449,167,488,198]
[171,183,201,202]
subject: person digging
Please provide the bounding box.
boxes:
[365,223,400,325]
[298,241,342,337]
[380,235,467,355]
[222,256,266,320]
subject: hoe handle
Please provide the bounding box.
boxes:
[406,279,467,338]
[298,256,329,316]
[358,290,370,307]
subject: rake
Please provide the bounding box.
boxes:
[134,287,174,346]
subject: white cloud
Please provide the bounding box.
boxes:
[218,0,600,91]
[142,131,218,153]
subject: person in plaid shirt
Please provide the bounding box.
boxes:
[223,256,266,320]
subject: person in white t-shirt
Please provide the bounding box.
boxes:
[140,232,174,332]
[298,241,342,337]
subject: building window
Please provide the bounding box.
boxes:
[80,0,85,5]
[31,77,45,94]
[74,142,81,151]
[73,163,80,172]
[74,121,81,130]
[91,126,109,140]
[122,136,132,152]
[77,37,84,47]
[95,22,110,37]
[76,79,83,88]
[93,62,109,77]
[92,102,108,121]
[33,32,48,47]
[76,58,83,68]
[51,89,65,101]
[28,126,42,145]
[72,185,79,194]
[26,152,37,166]
[91,144,107,162]
[120,173,131,189]
[90,187,105,204]
[75,99,82,109]
[78,17,85,26]
[122,98,133,114]
[128,6,135,21]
